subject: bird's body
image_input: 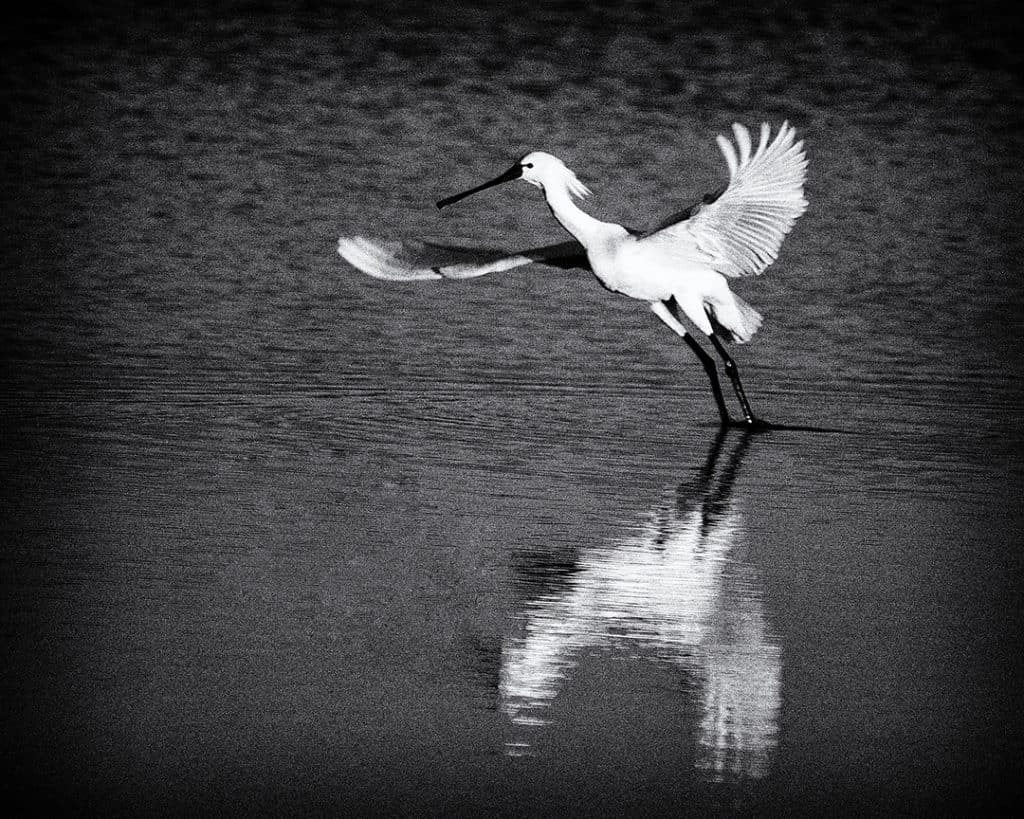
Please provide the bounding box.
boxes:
[590,230,742,330]
[339,122,808,426]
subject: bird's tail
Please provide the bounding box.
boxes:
[733,294,763,342]
[709,294,763,344]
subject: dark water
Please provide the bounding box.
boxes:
[3,1,1023,814]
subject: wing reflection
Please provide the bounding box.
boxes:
[499,429,780,781]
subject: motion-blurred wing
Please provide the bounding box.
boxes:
[337,236,588,281]
[640,122,808,277]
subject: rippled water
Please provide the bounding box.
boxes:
[3,1,1023,814]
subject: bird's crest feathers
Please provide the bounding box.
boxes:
[520,151,592,200]
[565,170,592,200]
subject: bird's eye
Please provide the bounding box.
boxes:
[523,162,534,169]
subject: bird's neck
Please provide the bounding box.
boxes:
[543,185,605,247]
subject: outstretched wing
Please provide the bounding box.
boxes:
[639,122,808,277]
[337,236,589,281]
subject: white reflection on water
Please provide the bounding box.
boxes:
[500,431,780,780]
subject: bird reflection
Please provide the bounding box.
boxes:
[499,429,780,781]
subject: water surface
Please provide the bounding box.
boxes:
[2,1,1023,814]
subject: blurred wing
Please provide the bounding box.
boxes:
[337,236,588,281]
[640,122,808,277]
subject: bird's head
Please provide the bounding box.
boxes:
[436,151,590,209]
[518,152,591,198]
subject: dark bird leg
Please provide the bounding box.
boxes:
[707,331,760,426]
[684,335,731,426]
[651,300,731,426]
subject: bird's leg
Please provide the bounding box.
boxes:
[707,330,759,425]
[651,301,731,426]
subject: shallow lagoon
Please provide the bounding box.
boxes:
[3,1,1023,814]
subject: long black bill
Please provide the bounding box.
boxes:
[436,163,522,209]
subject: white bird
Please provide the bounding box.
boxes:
[338,122,808,427]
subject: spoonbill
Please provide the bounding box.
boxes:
[338,122,808,427]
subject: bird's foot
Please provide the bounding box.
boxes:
[725,417,853,434]
[727,416,775,432]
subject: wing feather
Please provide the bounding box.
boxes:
[639,122,808,277]
[716,135,739,178]
[733,122,752,165]
[337,236,588,281]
